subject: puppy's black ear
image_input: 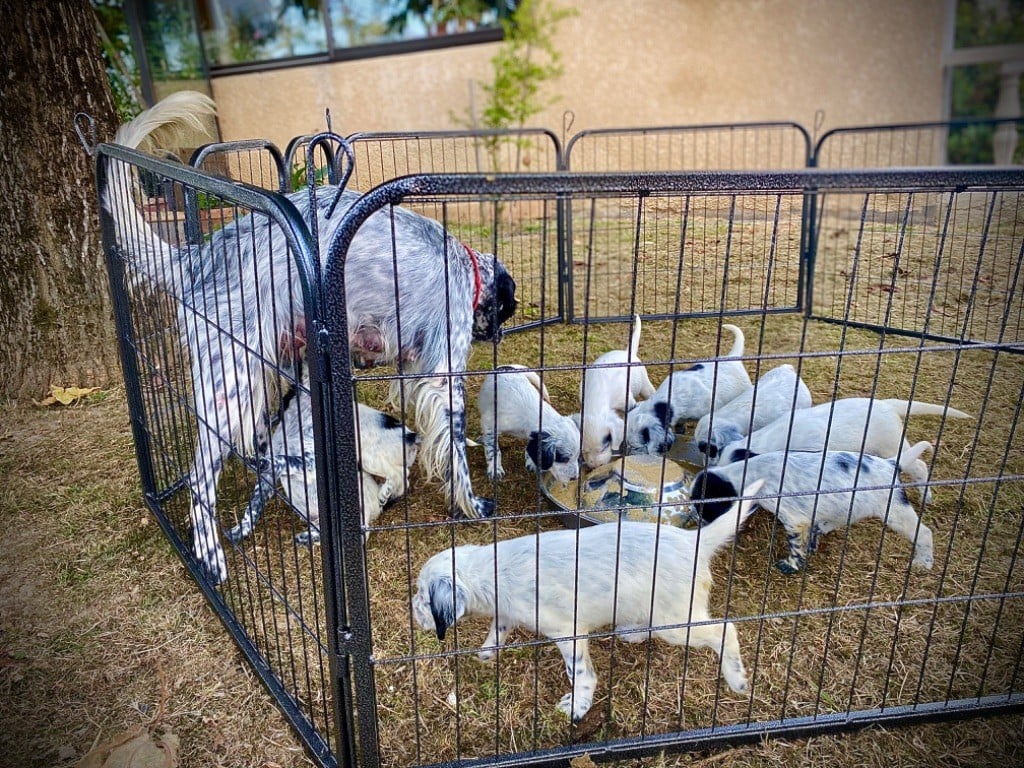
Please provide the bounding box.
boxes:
[526,431,555,471]
[653,400,673,428]
[728,447,758,463]
[689,470,737,523]
[429,577,466,640]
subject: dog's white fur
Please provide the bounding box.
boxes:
[579,315,656,468]
[693,364,812,462]
[625,324,752,455]
[412,480,763,722]
[689,442,934,573]
[477,365,581,484]
[713,397,972,503]
[228,379,419,544]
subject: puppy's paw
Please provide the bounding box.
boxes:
[486,464,506,481]
[477,647,497,662]
[775,557,803,575]
[197,551,229,586]
[912,551,933,571]
[556,693,592,723]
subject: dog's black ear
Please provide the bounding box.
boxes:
[495,266,518,325]
[728,447,758,463]
[526,431,555,470]
[653,400,673,428]
[429,576,466,640]
[689,470,737,523]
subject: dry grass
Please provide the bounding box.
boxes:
[3,316,1020,767]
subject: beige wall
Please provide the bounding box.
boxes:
[210,0,948,151]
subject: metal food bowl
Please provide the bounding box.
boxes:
[543,451,701,528]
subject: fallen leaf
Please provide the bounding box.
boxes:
[33,386,100,407]
[77,725,179,768]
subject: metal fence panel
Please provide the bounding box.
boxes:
[325,170,1024,768]
[813,118,1024,168]
[96,143,343,768]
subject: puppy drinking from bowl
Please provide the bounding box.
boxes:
[578,315,656,468]
[625,324,752,456]
[477,365,581,484]
[688,441,935,573]
[693,363,813,462]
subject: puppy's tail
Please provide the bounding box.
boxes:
[721,324,745,358]
[880,399,973,420]
[694,479,763,569]
[894,440,933,473]
[499,364,551,403]
[628,315,643,362]
[102,91,217,293]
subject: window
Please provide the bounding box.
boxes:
[188,0,516,70]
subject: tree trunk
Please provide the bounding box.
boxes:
[0,0,120,401]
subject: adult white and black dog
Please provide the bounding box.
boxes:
[227,369,420,545]
[412,480,763,721]
[477,365,580,484]
[578,315,656,468]
[625,324,752,455]
[688,441,934,574]
[103,92,517,583]
[712,397,972,502]
[693,364,812,462]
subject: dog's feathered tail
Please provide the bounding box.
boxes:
[721,324,745,358]
[103,91,217,293]
[880,399,973,420]
[694,479,763,571]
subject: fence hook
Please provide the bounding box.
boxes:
[74,112,97,157]
[562,110,576,149]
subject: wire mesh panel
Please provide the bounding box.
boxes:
[326,171,1023,768]
[563,123,811,323]
[96,144,342,768]
[190,138,289,192]
[346,130,566,332]
[565,122,811,172]
[808,184,1024,345]
[813,118,1024,168]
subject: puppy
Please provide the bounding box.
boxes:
[104,93,515,582]
[688,442,934,573]
[412,481,763,722]
[477,365,580,484]
[625,324,752,455]
[579,315,656,468]
[713,397,972,502]
[694,364,812,462]
[228,375,420,544]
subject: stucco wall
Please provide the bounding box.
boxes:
[210,0,947,150]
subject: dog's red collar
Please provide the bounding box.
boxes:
[463,243,483,311]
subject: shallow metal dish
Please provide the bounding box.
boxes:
[543,452,701,528]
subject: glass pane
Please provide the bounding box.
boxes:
[329,0,513,50]
[955,0,1024,48]
[195,0,329,66]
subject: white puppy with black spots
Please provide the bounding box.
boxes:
[412,480,763,721]
[229,379,420,545]
[477,365,581,484]
[625,324,752,455]
[578,315,656,468]
[688,441,934,574]
[693,363,813,462]
[712,397,972,503]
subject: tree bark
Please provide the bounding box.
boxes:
[0,0,120,400]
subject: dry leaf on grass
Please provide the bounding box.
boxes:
[569,755,598,768]
[76,725,179,768]
[33,386,100,407]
